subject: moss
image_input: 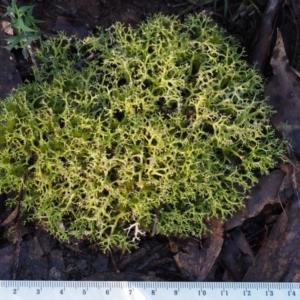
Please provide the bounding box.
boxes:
[0,13,284,250]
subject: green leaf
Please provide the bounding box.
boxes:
[3,9,14,17]
[17,18,36,33]
[4,2,18,16]
[21,48,29,59]
[32,19,44,24]
[17,5,34,15]
[4,35,22,50]
[2,44,15,52]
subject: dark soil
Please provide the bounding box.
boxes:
[0,0,300,282]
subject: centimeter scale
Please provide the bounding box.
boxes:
[0,281,299,300]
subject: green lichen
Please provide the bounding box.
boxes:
[0,13,284,250]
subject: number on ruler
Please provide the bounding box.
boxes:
[174,290,178,296]
[36,289,40,295]
[198,290,206,296]
[106,290,109,295]
[288,291,296,296]
[243,291,251,296]
[266,291,274,296]
[221,291,228,296]
[13,289,17,295]
[60,289,63,295]
[82,289,86,295]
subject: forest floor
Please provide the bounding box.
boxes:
[0,0,300,282]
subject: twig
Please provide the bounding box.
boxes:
[109,250,120,273]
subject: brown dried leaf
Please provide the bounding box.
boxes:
[243,195,300,281]
[243,159,300,281]
[0,23,22,99]
[281,244,300,281]
[291,0,300,20]
[249,0,282,73]
[220,230,254,281]
[265,29,300,157]
[224,169,288,231]
[53,16,90,39]
[169,218,223,281]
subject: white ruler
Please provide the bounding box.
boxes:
[0,281,299,300]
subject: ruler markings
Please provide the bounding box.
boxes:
[0,281,300,299]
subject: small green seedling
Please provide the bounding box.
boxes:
[2,0,42,59]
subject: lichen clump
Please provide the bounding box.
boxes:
[0,14,283,250]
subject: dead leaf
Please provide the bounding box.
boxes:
[117,246,148,270]
[53,16,90,39]
[169,217,223,281]
[243,195,300,281]
[291,0,300,20]
[265,29,300,157]
[0,245,14,279]
[243,159,300,281]
[249,0,282,73]
[82,272,163,281]
[224,169,288,230]
[0,23,22,99]
[281,244,300,281]
[219,230,254,281]
[278,2,299,66]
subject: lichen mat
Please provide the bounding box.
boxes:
[0,13,284,250]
